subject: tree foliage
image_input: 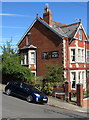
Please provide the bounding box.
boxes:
[45,64,65,83]
[1,41,34,84]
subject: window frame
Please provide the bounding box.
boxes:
[50,51,59,58]
[70,48,76,63]
[79,29,82,41]
[42,52,49,59]
[87,50,89,63]
[30,51,36,64]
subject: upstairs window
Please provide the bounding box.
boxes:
[51,51,59,58]
[42,51,59,59]
[78,49,84,62]
[79,29,82,40]
[30,52,36,64]
[70,49,75,62]
[42,52,49,59]
[87,50,89,63]
[21,52,28,65]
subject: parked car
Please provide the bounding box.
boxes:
[5,81,48,103]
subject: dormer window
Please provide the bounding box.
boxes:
[79,29,82,40]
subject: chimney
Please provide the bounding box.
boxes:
[43,4,52,26]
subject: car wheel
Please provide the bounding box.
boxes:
[5,89,11,95]
[26,95,33,102]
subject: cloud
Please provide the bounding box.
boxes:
[0,13,31,17]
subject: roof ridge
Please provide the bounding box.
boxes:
[60,22,80,28]
[52,20,66,25]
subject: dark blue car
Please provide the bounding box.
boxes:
[5,81,48,103]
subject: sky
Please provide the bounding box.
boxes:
[0,2,87,54]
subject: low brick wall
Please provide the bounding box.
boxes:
[83,98,89,108]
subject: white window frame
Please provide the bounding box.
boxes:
[70,48,76,63]
[79,29,82,41]
[78,48,85,63]
[70,47,85,63]
[70,70,86,89]
[86,50,89,63]
[21,52,28,65]
[71,71,76,89]
[31,71,36,76]
[29,51,36,64]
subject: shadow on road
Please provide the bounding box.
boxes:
[2,92,45,106]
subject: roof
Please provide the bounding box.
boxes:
[18,17,66,45]
[18,17,81,45]
[20,45,37,50]
[54,22,80,38]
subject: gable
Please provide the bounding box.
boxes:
[74,23,87,40]
[18,18,65,46]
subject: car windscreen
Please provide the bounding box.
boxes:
[31,87,41,93]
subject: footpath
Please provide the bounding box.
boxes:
[47,96,88,113]
[0,83,88,113]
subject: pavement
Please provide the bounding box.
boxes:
[47,96,88,114]
[0,83,89,114]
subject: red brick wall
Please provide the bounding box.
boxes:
[18,20,63,76]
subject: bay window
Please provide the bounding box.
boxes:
[30,52,36,64]
[71,72,76,88]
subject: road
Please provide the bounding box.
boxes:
[2,93,88,119]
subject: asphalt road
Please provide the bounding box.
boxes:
[2,93,88,119]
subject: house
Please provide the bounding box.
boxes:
[18,6,89,92]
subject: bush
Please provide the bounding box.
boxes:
[1,41,34,84]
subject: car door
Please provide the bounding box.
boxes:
[18,82,29,98]
[12,81,21,95]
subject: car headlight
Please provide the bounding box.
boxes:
[34,93,40,97]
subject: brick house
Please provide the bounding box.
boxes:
[18,6,89,91]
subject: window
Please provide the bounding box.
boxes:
[42,51,59,59]
[51,51,59,58]
[71,72,76,88]
[79,29,82,40]
[87,70,89,77]
[21,52,28,65]
[71,49,75,62]
[87,51,89,63]
[78,71,81,83]
[78,49,84,62]
[71,70,86,89]
[78,71,85,85]
[30,52,36,64]
[42,52,49,59]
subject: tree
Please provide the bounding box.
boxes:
[35,64,65,95]
[1,41,34,84]
[45,64,65,83]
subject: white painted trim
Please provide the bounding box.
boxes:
[70,47,85,63]
[28,50,36,65]
[74,23,88,40]
[31,71,36,76]
[70,70,86,89]
[86,50,89,63]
